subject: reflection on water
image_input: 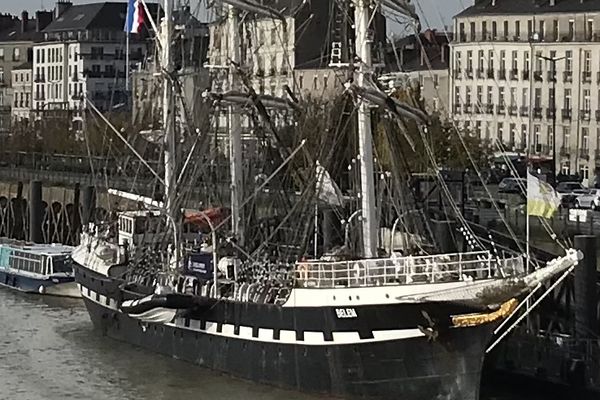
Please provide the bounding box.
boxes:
[0,288,581,400]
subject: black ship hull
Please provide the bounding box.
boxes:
[75,265,500,400]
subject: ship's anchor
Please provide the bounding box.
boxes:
[418,310,439,341]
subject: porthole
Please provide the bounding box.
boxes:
[385,294,390,299]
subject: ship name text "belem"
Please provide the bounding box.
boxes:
[335,308,358,318]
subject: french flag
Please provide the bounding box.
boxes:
[125,0,144,34]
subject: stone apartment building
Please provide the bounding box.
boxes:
[208,0,386,100]
[450,0,600,185]
[11,62,33,122]
[380,30,452,116]
[32,1,150,117]
[0,10,51,134]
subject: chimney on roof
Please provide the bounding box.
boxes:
[550,0,556,6]
[21,11,28,34]
[35,10,53,32]
[55,0,73,19]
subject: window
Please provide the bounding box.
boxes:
[582,127,589,150]
[548,126,554,150]
[510,88,517,106]
[564,89,572,109]
[527,19,533,39]
[500,50,505,71]
[535,51,542,72]
[521,88,529,108]
[454,86,460,106]
[466,50,473,71]
[521,124,528,147]
[515,20,520,39]
[539,20,545,40]
[524,51,530,72]
[562,127,570,150]
[0,67,3,84]
[533,125,541,148]
[587,19,594,40]
[270,28,276,45]
[499,87,505,106]
[492,21,497,39]
[459,23,465,41]
[584,89,591,111]
[503,20,508,39]
[0,48,4,61]
[553,20,559,41]
[511,51,518,70]
[534,88,541,108]
[486,86,493,104]
[478,50,484,71]
[476,85,483,105]
[584,50,591,72]
[482,21,487,39]
[568,19,575,40]
[566,51,572,71]
[470,22,476,41]
[13,47,20,62]
[497,122,504,143]
[466,86,472,106]
[487,50,494,71]
[455,51,461,71]
[298,74,303,89]
[509,123,516,145]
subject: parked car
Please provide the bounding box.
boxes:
[556,181,589,208]
[575,188,600,210]
[498,177,527,194]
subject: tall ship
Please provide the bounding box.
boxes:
[72,0,581,399]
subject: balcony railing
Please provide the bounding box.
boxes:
[546,108,556,119]
[547,71,556,82]
[580,148,590,160]
[562,109,572,120]
[487,69,494,79]
[560,146,570,157]
[454,104,461,113]
[534,71,543,82]
[496,104,506,114]
[582,71,592,83]
[533,107,543,119]
[34,75,45,83]
[463,104,472,113]
[498,69,506,80]
[508,105,517,116]
[477,69,485,79]
[522,70,530,80]
[581,109,591,121]
[563,71,573,82]
[510,69,518,80]
[453,69,462,79]
[596,110,600,120]
[485,104,494,114]
[520,106,529,116]
[466,69,473,79]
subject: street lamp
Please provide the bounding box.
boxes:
[537,55,565,184]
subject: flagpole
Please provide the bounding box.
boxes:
[126,32,130,92]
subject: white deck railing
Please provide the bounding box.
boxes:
[295,251,524,288]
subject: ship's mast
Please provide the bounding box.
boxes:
[162,0,179,264]
[354,0,377,258]
[227,5,244,246]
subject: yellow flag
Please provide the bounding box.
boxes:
[527,172,561,218]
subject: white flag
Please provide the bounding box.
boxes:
[527,172,561,218]
[316,163,343,206]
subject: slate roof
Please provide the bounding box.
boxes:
[0,19,43,42]
[44,2,160,33]
[44,2,125,32]
[457,0,600,18]
[13,62,33,70]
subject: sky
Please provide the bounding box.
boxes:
[5,0,471,32]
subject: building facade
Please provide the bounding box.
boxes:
[450,0,600,184]
[208,0,386,100]
[381,30,451,116]
[11,62,33,123]
[0,11,49,134]
[32,1,149,116]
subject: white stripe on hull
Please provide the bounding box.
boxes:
[79,284,426,345]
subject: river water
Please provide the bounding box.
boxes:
[0,288,577,400]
